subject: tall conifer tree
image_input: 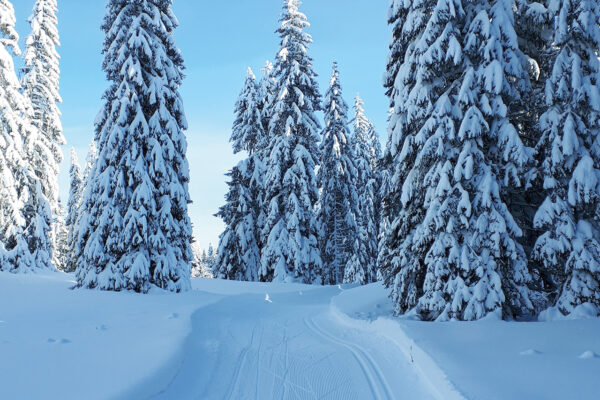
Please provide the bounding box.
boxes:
[380,0,466,314]
[318,63,359,284]
[215,69,263,281]
[76,0,193,292]
[260,0,322,283]
[350,94,380,283]
[533,0,600,315]
[21,0,65,265]
[0,0,52,272]
[65,148,83,273]
[381,0,534,320]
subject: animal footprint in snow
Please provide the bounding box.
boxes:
[96,324,108,331]
[519,349,541,356]
[265,294,272,303]
[47,338,56,343]
[60,338,71,344]
[168,313,179,319]
[578,351,599,359]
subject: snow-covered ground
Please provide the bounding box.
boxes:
[0,272,598,399]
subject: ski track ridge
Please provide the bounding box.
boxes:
[304,317,395,400]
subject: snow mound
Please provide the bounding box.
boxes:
[332,282,394,320]
[331,283,466,400]
[539,303,600,321]
[331,282,600,400]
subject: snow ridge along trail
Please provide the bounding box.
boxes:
[124,284,452,400]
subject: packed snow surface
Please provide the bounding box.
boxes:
[0,272,598,399]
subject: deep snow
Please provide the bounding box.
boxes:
[0,272,598,399]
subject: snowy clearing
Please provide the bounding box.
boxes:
[1,272,598,399]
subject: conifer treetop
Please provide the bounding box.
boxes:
[231,68,262,155]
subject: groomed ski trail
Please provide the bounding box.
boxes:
[124,285,460,400]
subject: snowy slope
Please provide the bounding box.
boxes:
[0,272,222,399]
[1,272,598,399]
[333,284,600,400]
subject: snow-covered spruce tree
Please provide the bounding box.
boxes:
[76,0,193,292]
[64,148,83,273]
[254,62,277,252]
[258,60,276,138]
[260,0,322,283]
[82,140,98,182]
[67,142,97,274]
[317,63,359,285]
[54,198,68,270]
[350,94,380,283]
[507,1,552,305]
[191,241,212,278]
[381,0,534,320]
[416,0,534,321]
[379,0,465,314]
[230,69,264,156]
[215,160,261,281]
[215,69,263,281]
[21,0,65,266]
[355,95,382,174]
[207,243,217,271]
[532,0,600,315]
[0,0,52,272]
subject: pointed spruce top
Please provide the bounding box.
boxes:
[277,0,312,62]
[231,66,262,154]
[262,60,274,76]
[355,93,365,115]
[325,61,348,123]
[246,67,256,80]
[70,147,79,167]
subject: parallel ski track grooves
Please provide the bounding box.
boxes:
[225,325,257,400]
[304,317,395,400]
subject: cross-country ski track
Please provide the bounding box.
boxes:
[120,285,464,400]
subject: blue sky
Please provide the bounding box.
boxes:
[13,0,391,250]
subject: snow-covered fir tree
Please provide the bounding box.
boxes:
[350,94,380,283]
[215,69,265,281]
[82,140,97,182]
[54,198,68,270]
[0,0,52,272]
[66,142,98,275]
[76,0,193,292]
[380,0,534,320]
[317,63,359,284]
[22,175,54,271]
[206,243,217,271]
[260,0,322,283]
[191,241,213,278]
[258,60,276,139]
[532,0,600,315]
[254,62,277,253]
[379,0,464,315]
[65,148,83,273]
[355,95,382,173]
[216,162,262,281]
[419,0,533,321]
[21,0,65,266]
[230,69,264,156]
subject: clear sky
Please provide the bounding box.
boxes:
[12,0,391,250]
